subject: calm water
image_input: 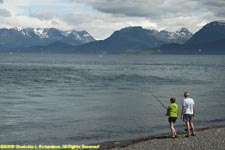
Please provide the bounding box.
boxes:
[0,54,225,145]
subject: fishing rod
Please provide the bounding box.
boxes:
[150,92,167,110]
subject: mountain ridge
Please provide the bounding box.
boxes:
[160,21,225,54]
[0,27,95,49]
[1,21,224,54]
[71,26,193,53]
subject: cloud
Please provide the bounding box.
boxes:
[30,11,58,20]
[200,0,225,18]
[69,0,225,38]
[46,11,158,39]
[74,0,200,19]
[0,8,11,17]
[72,0,225,23]
[27,8,159,39]
[158,16,208,32]
[0,14,71,30]
[0,0,224,39]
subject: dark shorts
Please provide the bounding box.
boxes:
[184,114,193,122]
[168,117,177,123]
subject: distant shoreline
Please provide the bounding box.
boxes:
[1,52,225,55]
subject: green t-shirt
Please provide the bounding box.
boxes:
[168,103,178,117]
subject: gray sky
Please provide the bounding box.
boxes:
[0,0,224,39]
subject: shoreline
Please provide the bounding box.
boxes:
[99,125,225,150]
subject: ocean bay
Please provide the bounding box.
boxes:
[0,53,225,144]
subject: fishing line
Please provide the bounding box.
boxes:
[150,92,167,110]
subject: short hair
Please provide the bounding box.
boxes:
[170,97,176,103]
[184,91,190,97]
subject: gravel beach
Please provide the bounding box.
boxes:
[111,127,225,150]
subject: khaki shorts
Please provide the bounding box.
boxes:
[184,114,193,122]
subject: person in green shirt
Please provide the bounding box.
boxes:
[166,97,179,138]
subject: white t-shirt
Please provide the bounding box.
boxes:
[182,97,195,114]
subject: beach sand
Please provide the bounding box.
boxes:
[107,127,225,150]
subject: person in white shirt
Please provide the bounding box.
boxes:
[180,91,196,137]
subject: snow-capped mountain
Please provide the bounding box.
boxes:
[0,27,95,49]
[156,28,193,44]
[0,26,193,53]
[71,26,193,53]
[161,21,225,54]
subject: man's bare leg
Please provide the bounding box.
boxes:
[186,121,190,136]
[190,122,195,135]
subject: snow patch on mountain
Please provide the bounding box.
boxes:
[157,28,193,44]
[33,28,49,38]
[175,28,192,37]
[83,33,91,37]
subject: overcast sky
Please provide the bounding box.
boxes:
[0,0,224,39]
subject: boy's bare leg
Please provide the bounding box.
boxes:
[173,126,177,136]
[170,122,175,137]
